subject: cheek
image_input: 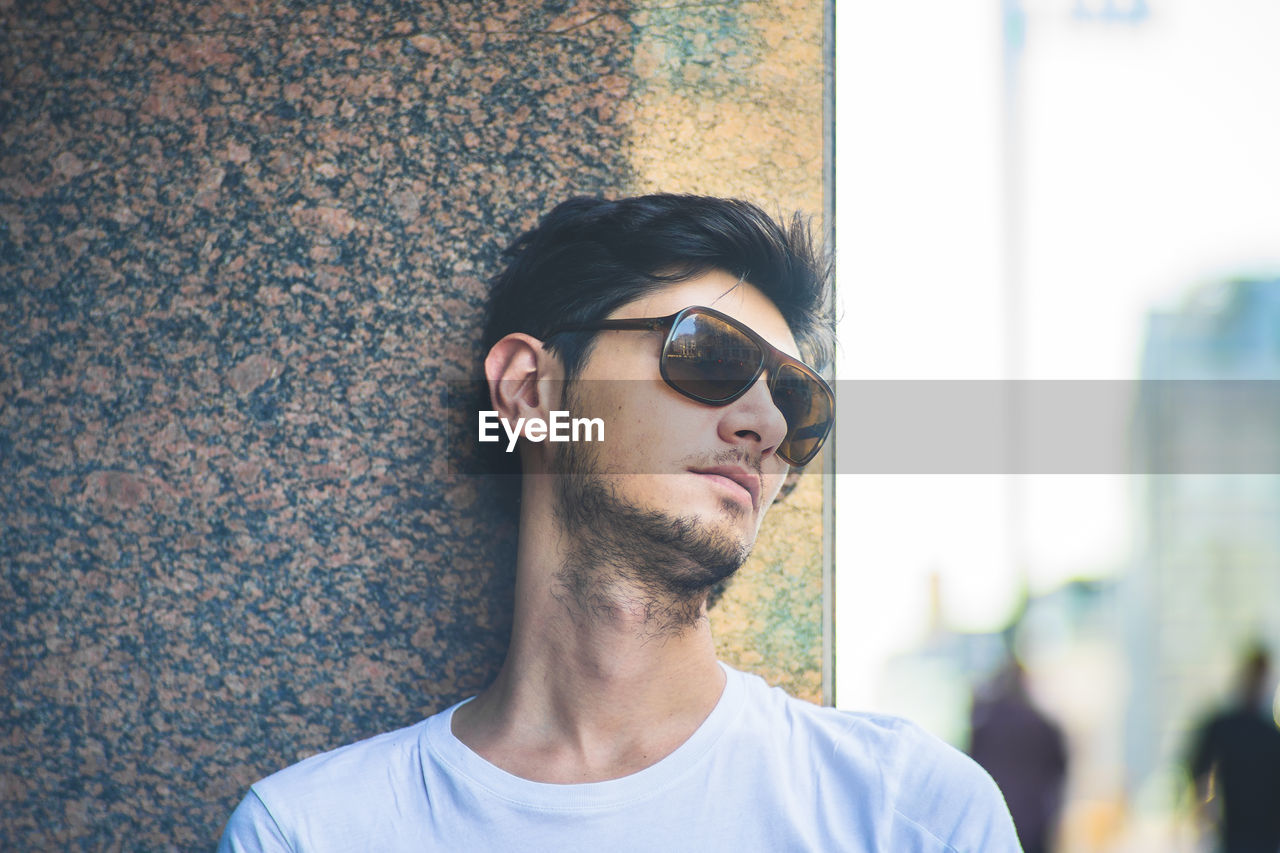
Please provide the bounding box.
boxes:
[760,469,789,506]
[584,390,676,460]
[597,385,690,432]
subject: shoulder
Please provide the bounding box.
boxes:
[220,716,435,853]
[874,715,1018,850]
[730,668,1020,852]
[730,665,963,769]
[256,718,429,804]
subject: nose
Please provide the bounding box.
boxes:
[717,373,789,460]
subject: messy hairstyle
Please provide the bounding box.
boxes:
[482,193,833,380]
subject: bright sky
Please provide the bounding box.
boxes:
[833,0,1280,711]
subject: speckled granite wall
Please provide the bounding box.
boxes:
[1,0,827,847]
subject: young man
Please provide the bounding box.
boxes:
[219,195,1020,851]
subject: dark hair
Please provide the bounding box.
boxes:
[482,194,834,379]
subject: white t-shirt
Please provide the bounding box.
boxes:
[218,664,1020,852]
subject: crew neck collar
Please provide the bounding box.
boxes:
[422,662,746,811]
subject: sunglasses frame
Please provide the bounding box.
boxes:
[546,305,834,466]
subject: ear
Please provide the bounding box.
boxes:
[483,332,564,429]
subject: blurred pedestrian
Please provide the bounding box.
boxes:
[1188,643,1280,853]
[970,657,1069,853]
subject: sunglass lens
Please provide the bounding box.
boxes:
[663,312,764,402]
[773,363,833,465]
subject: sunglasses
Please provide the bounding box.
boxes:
[546,305,834,466]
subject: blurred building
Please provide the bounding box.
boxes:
[1126,278,1280,800]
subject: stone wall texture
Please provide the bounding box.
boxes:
[0,1,827,847]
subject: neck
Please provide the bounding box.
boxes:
[451,482,727,783]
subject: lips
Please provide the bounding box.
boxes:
[690,465,761,510]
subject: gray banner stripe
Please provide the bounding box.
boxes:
[447,380,1280,474]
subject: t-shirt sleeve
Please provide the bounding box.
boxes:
[217,789,294,853]
[887,720,1023,852]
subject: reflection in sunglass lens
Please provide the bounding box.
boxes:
[773,363,833,465]
[663,312,764,401]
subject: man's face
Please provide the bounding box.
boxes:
[553,271,798,566]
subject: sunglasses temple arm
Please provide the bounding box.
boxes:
[546,318,670,334]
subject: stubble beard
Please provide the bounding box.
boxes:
[550,436,753,637]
